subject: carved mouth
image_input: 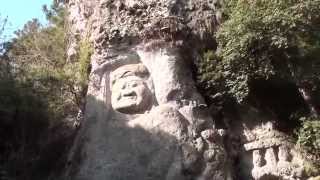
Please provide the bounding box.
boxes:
[121,91,137,100]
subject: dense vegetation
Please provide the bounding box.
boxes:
[197,0,320,165]
[0,1,91,179]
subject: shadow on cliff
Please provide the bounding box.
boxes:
[60,95,201,180]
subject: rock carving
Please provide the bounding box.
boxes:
[243,122,305,180]
[65,0,313,180]
[65,39,230,180]
[110,63,154,114]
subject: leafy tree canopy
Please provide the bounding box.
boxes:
[196,0,320,161]
[198,0,320,103]
[0,1,90,179]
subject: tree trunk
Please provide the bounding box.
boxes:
[298,85,319,118]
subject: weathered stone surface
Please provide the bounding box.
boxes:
[242,121,306,180]
[308,176,320,180]
[65,1,314,180]
[65,46,229,179]
[64,1,229,179]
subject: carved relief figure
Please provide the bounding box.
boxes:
[106,50,228,180]
[109,61,189,141]
[110,63,154,114]
[243,122,305,180]
[65,0,229,179]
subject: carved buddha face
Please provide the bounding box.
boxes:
[110,64,153,114]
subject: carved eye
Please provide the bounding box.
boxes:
[131,82,138,87]
[121,83,126,89]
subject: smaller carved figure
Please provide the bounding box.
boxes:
[244,122,305,180]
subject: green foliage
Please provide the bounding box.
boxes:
[8,16,72,123]
[5,1,92,127]
[0,67,52,180]
[303,160,320,177]
[43,1,66,27]
[0,15,8,54]
[196,50,229,103]
[6,1,91,123]
[297,117,320,155]
[0,74,17,122]
[78,39,93,87]
[196,0,320,157]
[62,39,93,109]
[0,2,80,179]
[296,117,320,173]
[198,0,320,102]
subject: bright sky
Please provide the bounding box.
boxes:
[0,0,52,40]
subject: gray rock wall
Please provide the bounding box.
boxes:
[64,1,311,180]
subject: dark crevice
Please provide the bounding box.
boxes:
[247,78,309,133]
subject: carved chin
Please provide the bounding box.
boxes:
[111,93,151,114]
[112,100,141,114]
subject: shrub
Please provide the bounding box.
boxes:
[297,117,320,155]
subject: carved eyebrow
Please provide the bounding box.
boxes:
[120,71,134,78]
[111,71,133,85]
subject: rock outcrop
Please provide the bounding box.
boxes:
[64,1,312,180]
[65,1,229,180]
[243,122,305,180]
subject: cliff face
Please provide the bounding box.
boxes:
[64,1,312,180]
